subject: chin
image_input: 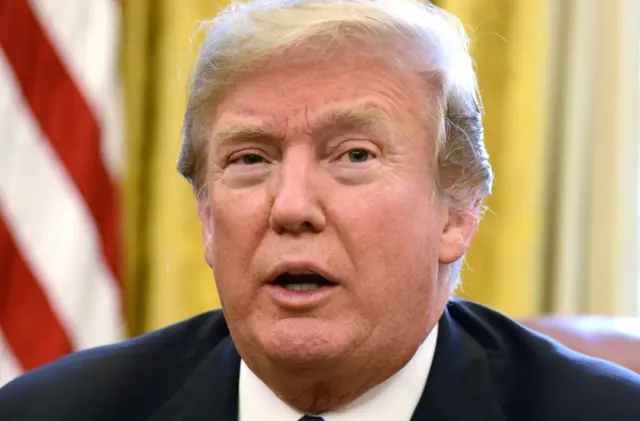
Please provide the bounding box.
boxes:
[260,317,356,369]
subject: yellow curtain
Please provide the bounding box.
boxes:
[439,0,552,317]
[122,1,230,335]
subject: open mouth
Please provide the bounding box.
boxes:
[273,271,337,292]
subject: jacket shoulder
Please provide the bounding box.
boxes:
[447,299,640,421]
[0,310,229,421]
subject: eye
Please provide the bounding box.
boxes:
[230,153,267,165]
[341,149,373,163]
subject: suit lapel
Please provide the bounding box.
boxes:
[148,336,241,421]
[411,305,508,421]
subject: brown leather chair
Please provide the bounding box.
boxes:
[519,316,640,374]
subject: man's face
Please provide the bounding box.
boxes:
[198,48,475,371]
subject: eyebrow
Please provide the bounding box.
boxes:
[310,105,386,134]
[210,105,388,148]
[210,123,278,149]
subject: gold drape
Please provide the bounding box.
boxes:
[440,0,552,317]
[122,1,230,335]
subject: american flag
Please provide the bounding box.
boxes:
[0,0,125,386]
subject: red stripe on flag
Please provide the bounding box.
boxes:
[0,0,121,283]
[0,215,73,371]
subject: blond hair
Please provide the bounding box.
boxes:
[179,0,492,211]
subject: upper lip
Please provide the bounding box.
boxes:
[266,261,340,285]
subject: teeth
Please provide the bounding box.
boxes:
[284,283,321,292]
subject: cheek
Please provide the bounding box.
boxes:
[210,187,269,286]
[335,182,441,309]
[339,179,439,251]
[212,184,269,235]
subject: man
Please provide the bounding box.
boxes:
[1,0,639,420]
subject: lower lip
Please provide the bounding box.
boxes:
[266,284,338,310]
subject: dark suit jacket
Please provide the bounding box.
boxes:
[1,299,640,420]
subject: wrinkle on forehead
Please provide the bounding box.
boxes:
[211,101,395,149]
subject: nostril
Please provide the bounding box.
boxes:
[273,219,317,235]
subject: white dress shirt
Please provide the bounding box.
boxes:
[238,324,438,421]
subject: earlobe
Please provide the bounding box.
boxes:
[196,197,215,269]
[439,209,479,264]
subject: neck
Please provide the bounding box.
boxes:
[259,353,412,413]
[245,325,432,414]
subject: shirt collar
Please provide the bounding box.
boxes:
[239,324,439,421]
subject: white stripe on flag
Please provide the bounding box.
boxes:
[0,52,124,350]
[0,331,23,388]
[29,0,123,179]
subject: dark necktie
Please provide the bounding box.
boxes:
[299,416,325,421]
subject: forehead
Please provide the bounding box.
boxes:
[211,49,433,135]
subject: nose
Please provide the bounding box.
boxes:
[268,149,326,235]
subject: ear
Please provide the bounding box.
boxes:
[196,194,215,269]
[439,204,480,264]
